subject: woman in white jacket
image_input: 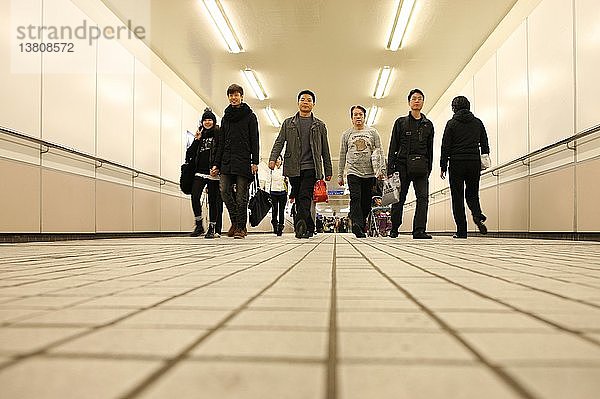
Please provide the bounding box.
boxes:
[268,157,288,236]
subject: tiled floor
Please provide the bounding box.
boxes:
[0,234,599,398]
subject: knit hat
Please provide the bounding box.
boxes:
[201,108,217,125]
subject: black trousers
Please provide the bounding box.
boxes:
[220,174,250,229]
[449,159,483,235]
[191,176,223,233]
[347,174,376,230]
[289,169,317,233]
[270,192,287,226]
[390,164,430,234]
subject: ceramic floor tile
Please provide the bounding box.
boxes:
[0,358,160,399]
[12,308,134,326]
[435,311,553,331]
[0,327,85,354]
[462,332,600,362]
[190,329,328,358]
[74,296,166,308]
[227,309,329,329]
[118,308,230,328]
[138,361,324,399]
[50,328,206,357]
[337,311,440,330]
[340,364,518,399]
[339,331,474,360]
[505,365,600,399]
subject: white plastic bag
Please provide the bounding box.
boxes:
[480,154,491,170]
[381,175,400,206]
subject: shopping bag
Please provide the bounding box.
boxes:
[313,179,328,203]
[480,154,491,170]
[248,175,272,227]
[380,176,400,206]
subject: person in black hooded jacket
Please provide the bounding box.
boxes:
[440,95,490,238]
[185,108,223,238]
[210,84,259,239]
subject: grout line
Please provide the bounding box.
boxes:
[326,234,338,399]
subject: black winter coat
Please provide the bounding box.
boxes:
[387,113,435,175]
[214,103,259,178]
[185,126,220,175]
[440,109,490,172]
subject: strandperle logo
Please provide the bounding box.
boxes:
[16,19,146,46]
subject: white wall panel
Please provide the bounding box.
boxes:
[160,83,182,182]
[528,0,574,151]
[97,38,134,167]
[182,101,200,162]
[530,166,574,232]
[474,54,498,168]
[575,0,600,132]
[497,22,528,164]
[133,59,161,175]
[0,0,41,141]
[41,0,96,154]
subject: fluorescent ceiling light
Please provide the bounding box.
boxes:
[366,105,379,126]
[387,0,416,51]
[242,68,268,100]
[202,0,243,53]
[265,106,281,128]
[373,66,392,99]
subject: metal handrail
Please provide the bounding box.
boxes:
[0,125,177,186]
[414,123,600,202]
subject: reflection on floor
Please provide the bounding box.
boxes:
[0,234,599,399]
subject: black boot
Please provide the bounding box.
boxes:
[190,220,204,237]
[204,223,219,239]
[277,224,284,236]
[272,222,278,234]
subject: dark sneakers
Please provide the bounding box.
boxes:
[474,214,488,235]
[388,230,399,238]
[352,224,366,238]
[190,222,204,237]
[295,220,307,239]
[204,223,220,239]
[453,234,467,239]
[413,232,432,239]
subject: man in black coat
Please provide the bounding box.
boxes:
[440,95,490,238]
[387,88,435,239]
[211,84,259,239]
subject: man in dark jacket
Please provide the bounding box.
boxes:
[211,84,259,239]
[387,88,435,239]
[268,90,333,238]
[186,108,223,238]
[440,95,490,238]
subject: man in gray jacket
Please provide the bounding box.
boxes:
[269,90,333,238]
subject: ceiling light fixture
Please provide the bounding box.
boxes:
[242,68,268,100]
[366,105,379,126]
[387,0,416,51]
[373,66,392,99]
[202,0,243,53]
[265,106,281,128]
